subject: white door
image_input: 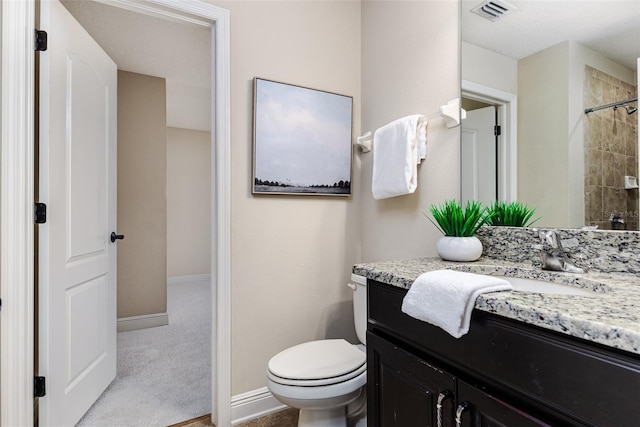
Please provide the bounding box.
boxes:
[461,106,496,206]
[38,0,118,425]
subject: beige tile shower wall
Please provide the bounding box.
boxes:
[211,1,362,395]
[166,127,211,278]
[117,71,167,318]
[360,0,461,262]
[570,41,636,229]
[584,66,638,230]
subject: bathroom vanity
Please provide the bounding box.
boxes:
[354,257,640,427]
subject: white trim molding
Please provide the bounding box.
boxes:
[462,80,518,202]
[1,1,36,426]
[117,312,169,332]
[231,387,287,426]
[167,273,211,286]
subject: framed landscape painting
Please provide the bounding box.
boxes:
[252,78,353,196]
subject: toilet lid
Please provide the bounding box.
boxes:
[268,339,366,381]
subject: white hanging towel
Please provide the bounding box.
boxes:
[417,116,428,163]
[401,270,512,338]
[372,115,427,200]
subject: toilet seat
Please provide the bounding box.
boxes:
[268,339,366,387]
[268,362,366,387]
[267,369,366,403]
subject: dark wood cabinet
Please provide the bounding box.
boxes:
[367,332,554,427]
[367,332,455,427]
[367,279,640,427]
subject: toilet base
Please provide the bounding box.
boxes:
[294,388,367,427]
[298,407,346,427]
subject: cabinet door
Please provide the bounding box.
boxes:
[368,332,456,427]
[455,381,554,427]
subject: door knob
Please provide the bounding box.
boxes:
[110,232,125,243]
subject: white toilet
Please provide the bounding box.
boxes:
[266,274,368,427]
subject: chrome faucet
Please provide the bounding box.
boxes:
[532,229,587,273]
[609,212,626,230]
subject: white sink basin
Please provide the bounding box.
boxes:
[497,276,597,296]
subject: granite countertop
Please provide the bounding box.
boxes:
[353,257,640,356]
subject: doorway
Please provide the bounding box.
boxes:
[49,2,211,425]
[461,99,498,206]
[461,80,518,203]
[0,1,231,426]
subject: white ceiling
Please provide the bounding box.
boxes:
[462,0,640,71]
[62,0,212,131]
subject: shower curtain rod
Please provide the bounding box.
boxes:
[584,97,638,114]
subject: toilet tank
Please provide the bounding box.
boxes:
[350,274,367,345]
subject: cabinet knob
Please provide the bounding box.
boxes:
[437,390,453,427]
[455,401,470,427]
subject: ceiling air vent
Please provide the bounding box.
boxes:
[471,0,516,21]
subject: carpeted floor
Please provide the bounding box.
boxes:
[77,279,212,427]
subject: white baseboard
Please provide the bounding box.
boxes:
[167,274,211,286]
[231,387,287,425]
[117,312,169,332]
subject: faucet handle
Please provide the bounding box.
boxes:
[537,229,550,243]
[538,230,561,249]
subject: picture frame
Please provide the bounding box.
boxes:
[252,78,353,196]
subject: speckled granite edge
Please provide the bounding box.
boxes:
[477,226,640,274]
[354,257,640,355]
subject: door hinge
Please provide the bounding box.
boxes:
[34,202,47,224]
[494,125,502,136]
[34,376,46,398]
[35,30,48,52]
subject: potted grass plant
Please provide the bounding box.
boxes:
[486,201,539,227]
[427,199,489,261]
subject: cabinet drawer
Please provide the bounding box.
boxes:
[456,380,555,427]
[368,280,640,426]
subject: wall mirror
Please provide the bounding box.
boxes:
[460,0,639,230]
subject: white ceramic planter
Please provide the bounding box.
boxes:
[436,236,483,262]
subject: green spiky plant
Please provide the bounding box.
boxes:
[486,201,539,227]
[427,199,490,237]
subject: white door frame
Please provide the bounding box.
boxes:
[1,2,36,425]
[462,80,518,202]
[0,1,232,426]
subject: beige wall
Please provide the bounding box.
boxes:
[212,1,362,395]
[205,0,459,396]
[360,0,461,262]
[462,41,518,95]
[518,42,570,227]
[166,127,211,278]
[117,70,167,318]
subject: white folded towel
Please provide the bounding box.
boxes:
[401,270,512,338]
[372,115,427,199]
